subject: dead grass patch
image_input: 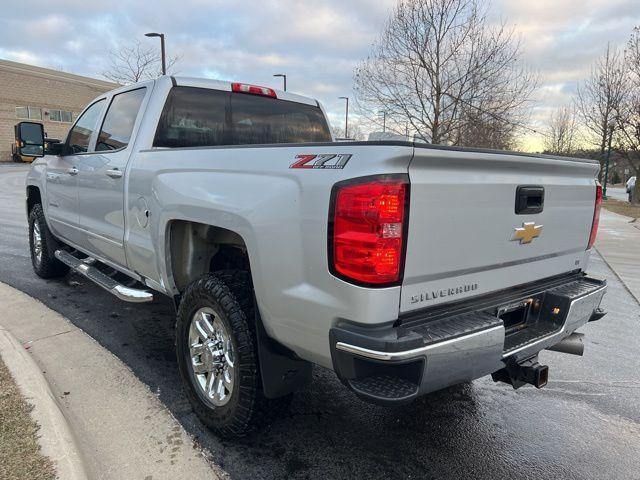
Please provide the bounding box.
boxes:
[603,198,640,219]
[0,355,56,480]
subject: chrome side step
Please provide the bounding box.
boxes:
[54,250,154,303]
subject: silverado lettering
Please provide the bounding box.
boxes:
[410,283,479,304]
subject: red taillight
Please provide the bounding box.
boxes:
[587,183,603,249]
[329,176,409,286]
[231,82,277,98]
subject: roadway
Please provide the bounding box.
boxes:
[0,164,639,479]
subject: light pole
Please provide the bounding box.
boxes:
[380,111,387,132]
[145,32,166,75]
[273,73,287,91]
[339,96,349,139]
[603,122,615,199]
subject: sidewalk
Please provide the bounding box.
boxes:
[596,209,640,304]
[0,282,223,480]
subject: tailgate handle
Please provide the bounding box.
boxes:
[515,186,544,214]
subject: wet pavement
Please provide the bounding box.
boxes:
[597,210,640,303]
[1,165,639,479]
[606,187,629,202]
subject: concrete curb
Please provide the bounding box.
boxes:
[0,281,221,479]
[0,326,88,480]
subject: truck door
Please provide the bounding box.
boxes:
[45,98,106,247]
[75,87,148,268]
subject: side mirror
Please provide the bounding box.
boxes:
[45,139,65,156]
[14,122,45,157]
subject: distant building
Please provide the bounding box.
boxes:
[367,131,408,142]
[0,59,115,162]
[367,131,430,143]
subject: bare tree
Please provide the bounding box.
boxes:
[331,121,366,141]
[353,0,536,148]
[543,106,578,155]
[575,44,627,155]
[613,28,640,203]
[103,40,179,85]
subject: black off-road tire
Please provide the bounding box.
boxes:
[176,272,292,438]
[28,204,69,279]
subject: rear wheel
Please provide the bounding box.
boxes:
[176,272,291,437]
[28,204,69,278]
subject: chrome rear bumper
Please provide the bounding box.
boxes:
[330,275,606,405]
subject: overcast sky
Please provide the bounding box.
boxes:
[2,0,640,150]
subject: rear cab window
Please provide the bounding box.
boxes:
[153,86,331,148]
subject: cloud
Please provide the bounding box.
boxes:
[1,0,640,147]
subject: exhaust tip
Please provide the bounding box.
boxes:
[547,332,584,356]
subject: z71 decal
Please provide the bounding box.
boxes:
[290,154,352,169]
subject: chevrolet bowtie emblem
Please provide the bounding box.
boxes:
[512,222,543,244]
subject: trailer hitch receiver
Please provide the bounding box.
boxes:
[492,356,548,389]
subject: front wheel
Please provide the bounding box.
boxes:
[28,204,69,278]
[176,273,291,437]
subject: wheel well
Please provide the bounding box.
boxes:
[26,186,41,215]
[168,220,250,292]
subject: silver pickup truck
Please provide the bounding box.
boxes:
[17,76,607,437]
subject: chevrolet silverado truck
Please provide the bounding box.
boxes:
[17,76,607,438]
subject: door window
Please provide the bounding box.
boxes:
[66,99,106,154]
[96,88,146,152]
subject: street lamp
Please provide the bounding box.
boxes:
[145,32,166,75]
[273,73,287,91]
[380,111,387,132]
[339,96,349,139]
[603,122,615,200]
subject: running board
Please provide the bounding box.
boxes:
[54,250,153,303]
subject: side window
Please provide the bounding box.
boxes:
[66,99,105,154]
[96,88,146,152]
[28,107,42,120]
[15,107,29,119]
[153,87,229,148]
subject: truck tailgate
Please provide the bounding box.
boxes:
[400,148,600,313]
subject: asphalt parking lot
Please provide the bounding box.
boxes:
[1,165,639,479]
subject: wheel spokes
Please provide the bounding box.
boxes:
[194,311,214,340]
[216,376,226,401]
[192,361,209,374]
[224,340,234,368]
[190,343,205,357]
[223,366,233,388]
[206,371,216,397]
[33,223,42,262]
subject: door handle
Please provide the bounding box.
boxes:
[67,167,78,176]
[106,168,123,178]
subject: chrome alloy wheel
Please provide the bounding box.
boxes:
[32,222,43,265]
[189,307,235,406]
